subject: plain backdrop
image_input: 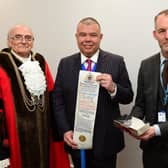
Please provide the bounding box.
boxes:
[0,1,168,168]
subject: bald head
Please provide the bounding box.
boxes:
[7,25,34,57]
[7,25,34,40]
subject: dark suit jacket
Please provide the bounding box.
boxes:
[52,49,133,159]
[131,53,168,150]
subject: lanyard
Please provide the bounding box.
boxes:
[80,62,96,168]
[163,87,168,106]
[81,63,96,72]
[160,63,168,105]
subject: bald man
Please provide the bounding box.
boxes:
[0,25,70,168]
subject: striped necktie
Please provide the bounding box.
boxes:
[162,60,168,88]
[86,59,92,71]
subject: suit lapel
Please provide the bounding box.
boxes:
[72,53,82,89]
[151,53,160,112]
[73,53,81,71]
[96,50,106,72]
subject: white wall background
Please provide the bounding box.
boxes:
[0,1,168,168]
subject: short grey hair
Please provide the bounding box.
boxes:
[78,17,101,31]
[154,9,168,23]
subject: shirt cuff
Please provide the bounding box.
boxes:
[108,83,117,98]
[153,124,161,136]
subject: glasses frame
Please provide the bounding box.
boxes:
[10,34,34,42]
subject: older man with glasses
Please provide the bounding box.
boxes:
[0,25,70,168]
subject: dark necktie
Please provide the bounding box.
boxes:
[86,59,92,71]
[162,60,168,88]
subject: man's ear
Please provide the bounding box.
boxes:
[153,30,157,40]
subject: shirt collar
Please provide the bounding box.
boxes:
[81,50,99,64]
[11,50,31,63]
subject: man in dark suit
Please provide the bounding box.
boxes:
[52,17,133,168]
[130,9,168,168]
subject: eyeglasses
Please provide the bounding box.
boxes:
[10,34,34,42]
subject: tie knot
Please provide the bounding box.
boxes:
[86,59,92,63]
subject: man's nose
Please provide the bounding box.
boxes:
[21,38,26,42]
[166,30,168,39]
[85,35,91,41]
